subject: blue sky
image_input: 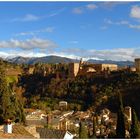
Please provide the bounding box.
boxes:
[0,1,140,61]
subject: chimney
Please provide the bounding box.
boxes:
[4,119,12,134]
[46,114,52,127]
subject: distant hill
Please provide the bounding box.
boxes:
[7,56,32,64]
[87,59,134,67]
[7,55,134,66]
[7,55,79,64]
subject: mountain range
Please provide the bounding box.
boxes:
[6,55,134,67]
[7,56,79,64]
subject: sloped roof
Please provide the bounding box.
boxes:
[0,124,35,139]
[36,127,66,139]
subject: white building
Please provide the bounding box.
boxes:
[124,106,132,122]
[3,119,12,134]
[59,101,68,110]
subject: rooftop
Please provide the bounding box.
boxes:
[36,127,66,139]
[0,124,35,139]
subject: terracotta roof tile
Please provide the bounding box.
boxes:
[0,124,35,139]
[36,127,66,139]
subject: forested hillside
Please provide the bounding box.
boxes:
[1,59,140,120]
[18,64,140,119]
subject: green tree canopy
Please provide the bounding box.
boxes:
[116,91,125,138]
[130,109,140,138]
[79,121,88,139]
[0,62,25,124]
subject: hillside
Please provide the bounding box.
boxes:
[0,59,22,84]
[18,68,140,119]
[0,58,140,119]
[87,59,134,67]
[7,55,134,66]
[7,55,79,64]
[7,56,31,64]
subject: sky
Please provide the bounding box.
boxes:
[0,1,140,61]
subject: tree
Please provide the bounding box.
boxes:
[130,109,140,138]
[17,100,26,124]
[0,64,13,123]
[0,86,13,121]
[91,116,96,138]
[116,91,125,138]
[79,121,88,139]
[0,62,26,124]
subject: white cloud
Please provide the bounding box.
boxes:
[15,27,55,37]
[12,14,39,22]
[104,19,113,24]
[72,3,97,14]
[104,19,140,30]
[11,8,66,22]
[100,26,108,30]
[0,46,139,61]
[128,24,140,29]
[0,38,58,51]
[86,48,135,61]
[73,7,83,14]
[22,14,39,21]
[100,2,129,9]
[59,47,140,61]
[15,31,35,36]
[43,27,55,33]
[69,40,79,44]
[104,19,129,25]
[130,5,140,19]
[48,8,66,17]
[0,50,47,59]
[47,52,81,60]
[86,4,97,10]
[0,38,139,61]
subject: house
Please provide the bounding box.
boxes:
[86,67,96,73]
[48,117,71,131]
[62,111,74,118]
[59,101,68,111]
[36,127,74,139]
[93,64,118,72]
[0,124,35,139]
[25,109,47,126]
[124,106,132,122]
[80,65,96,74]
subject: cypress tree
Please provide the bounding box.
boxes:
[91,116,96,138]
[1,87,13,120]
[0,62,26,124]
[130,109,140,138]
[116,92,125,138]
[79,121,88,139]
[0,64,13,123]
[118,91,123,110]
[15,99,26,124]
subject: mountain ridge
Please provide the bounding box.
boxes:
[6,55,134,66]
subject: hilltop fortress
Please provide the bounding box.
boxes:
[68,58,118,77]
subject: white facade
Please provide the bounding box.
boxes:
[124,106,132,122]
[59,101,68,110]
[63,131,74,139]
[59,101,68,106]
[4,124,12,133]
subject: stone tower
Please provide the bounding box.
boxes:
[135,58,140,72]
